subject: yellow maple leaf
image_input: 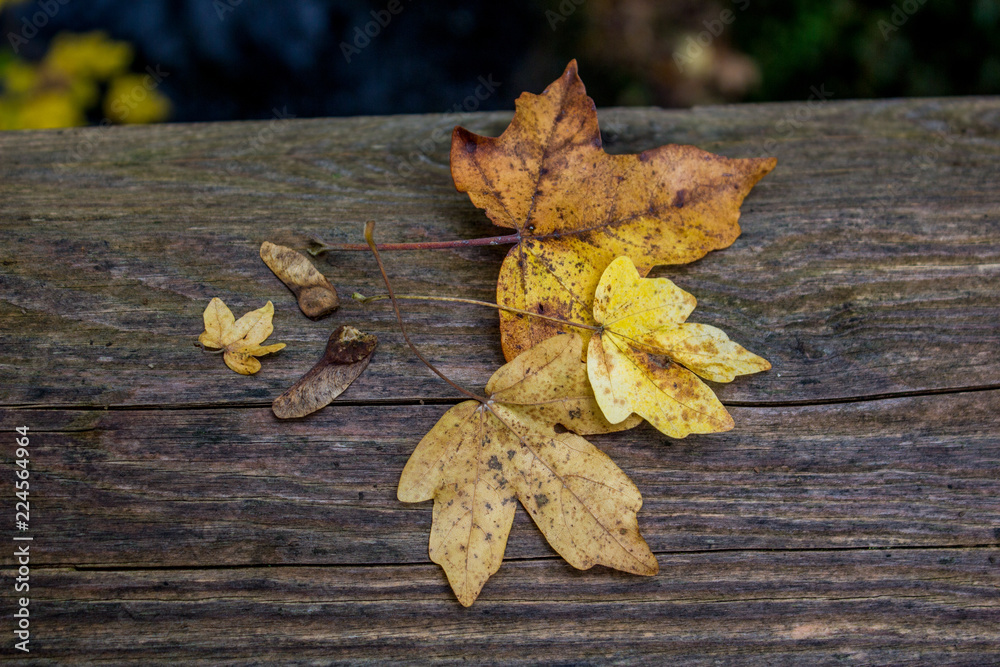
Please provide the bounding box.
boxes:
[451,60,776,362]
[198,298,285,375]
[587,256,770,438]
[398,331,655,607]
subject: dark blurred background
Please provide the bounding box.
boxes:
[1,0,998,129]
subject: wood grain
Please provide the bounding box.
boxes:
[20,549,1000,664]
[2,389,998,571]
[1,98,998,408]
[1,98,999,663]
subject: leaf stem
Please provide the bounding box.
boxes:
[310,233,520,256]
[364,221,490,404]
[355,293,600,332]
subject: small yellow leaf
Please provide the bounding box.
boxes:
[588,256,769,438]
[198,298,284,375]
[199,297,235,348]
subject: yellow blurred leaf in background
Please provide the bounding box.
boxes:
[44,31,132,80]
[16,90,84,129]
[0,29,170,130]
[104,73,171,124]
[1,60,37,94]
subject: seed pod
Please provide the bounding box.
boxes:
[260,241,339,319]
[272,325,377,419]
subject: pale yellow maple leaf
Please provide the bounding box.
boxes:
[398,331,655,607]
[198,298,285,375]
[587,256,770,438]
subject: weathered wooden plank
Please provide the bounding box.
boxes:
[2,98,998,662]
[2,98,999,408]
[2,389,997,569]
[13,548,1000,664]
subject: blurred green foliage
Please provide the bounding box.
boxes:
[1,0,996,130]
[544,0,1000,108]
[733,0,1000,100]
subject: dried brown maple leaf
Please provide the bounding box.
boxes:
[260,241,340,319]
[272,325,377,419]
[398,331,654,607]
[451,60,776,362]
